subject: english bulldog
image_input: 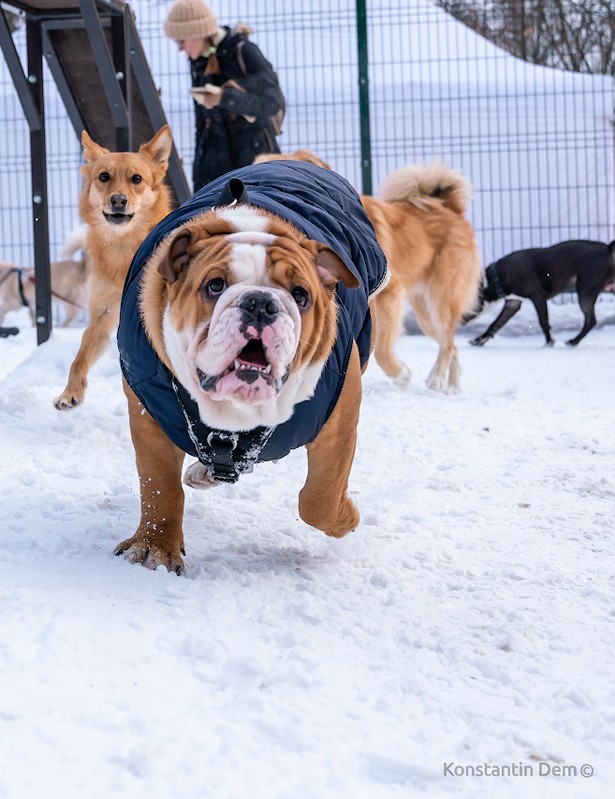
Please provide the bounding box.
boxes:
[115,162,388,574]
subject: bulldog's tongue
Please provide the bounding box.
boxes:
[197,337,279,403]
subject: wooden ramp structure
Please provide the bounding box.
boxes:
[0,0,190,344]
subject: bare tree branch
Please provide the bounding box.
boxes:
[435,0,615,76]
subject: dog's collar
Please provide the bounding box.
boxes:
[171,376,275,483]
[17,270,30,307]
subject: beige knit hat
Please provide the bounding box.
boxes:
[163,0,218,42]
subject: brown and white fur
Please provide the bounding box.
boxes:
[255,151,481,393]
[115,204,365,574]
[0,227,90,328]
[54,126,173,410]
[363,163,480,393]
[254,149,332,171]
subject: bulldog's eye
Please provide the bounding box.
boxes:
[291,286,310,309]
[99,172,110,182]
[203,277,226,299]
[131,174,142,185]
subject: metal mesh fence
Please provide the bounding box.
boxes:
[0,0,613,269]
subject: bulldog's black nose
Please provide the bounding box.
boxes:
[110,193,128,212]
[239,291,279,330]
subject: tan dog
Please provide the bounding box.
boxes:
[114,163,388,573]
[0,251,89,329]
[254,149,332,170]
[255,150,481,392]
[363,164,480,393]
[0,226,90,327]
[54,126,173,410]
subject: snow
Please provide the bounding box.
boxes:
[1,295,614,798]
[1,0,614,794]
[0,0,613,265]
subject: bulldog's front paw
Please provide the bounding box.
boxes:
[300,493,360,539]
[323,497,360,538]
[114,533,185,575]
[183,460,220,489]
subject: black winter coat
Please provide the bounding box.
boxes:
[190,27,281,191]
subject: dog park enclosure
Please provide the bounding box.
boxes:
[0,0,613,340]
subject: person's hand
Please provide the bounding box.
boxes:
[188,84,222,109]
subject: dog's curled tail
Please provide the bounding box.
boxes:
[59,224,88,259]
[378,162,472,215]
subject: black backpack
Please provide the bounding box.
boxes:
[236,38,285,136]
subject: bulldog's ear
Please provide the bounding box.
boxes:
[316,245,360,290]
[158,230,192,284]
[81,130,109,163]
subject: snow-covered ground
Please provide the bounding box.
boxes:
[1,294,614,798]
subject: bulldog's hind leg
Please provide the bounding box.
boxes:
[115,379,187,574]
[298,343,362,538]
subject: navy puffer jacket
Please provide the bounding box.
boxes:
[117,161,388,478]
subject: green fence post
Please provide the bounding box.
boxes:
[356,0,372,195]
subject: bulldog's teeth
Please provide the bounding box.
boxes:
[233,360,272,374]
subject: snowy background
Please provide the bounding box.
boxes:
[0,0,613,265]
[1,0,615,797]
[1,294,615,798]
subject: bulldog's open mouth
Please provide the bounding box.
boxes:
[103,212,134,226]
[196,337,286,398]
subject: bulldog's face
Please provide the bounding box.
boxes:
[141,205,358,431]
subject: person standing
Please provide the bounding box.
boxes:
[163,0,282,191]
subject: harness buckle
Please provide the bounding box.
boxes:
[206,431,240,483]
[207,431,238,450]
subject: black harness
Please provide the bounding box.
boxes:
[0,268,29,308]
[172,378,275,483]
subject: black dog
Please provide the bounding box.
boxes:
[467,240,615,347]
